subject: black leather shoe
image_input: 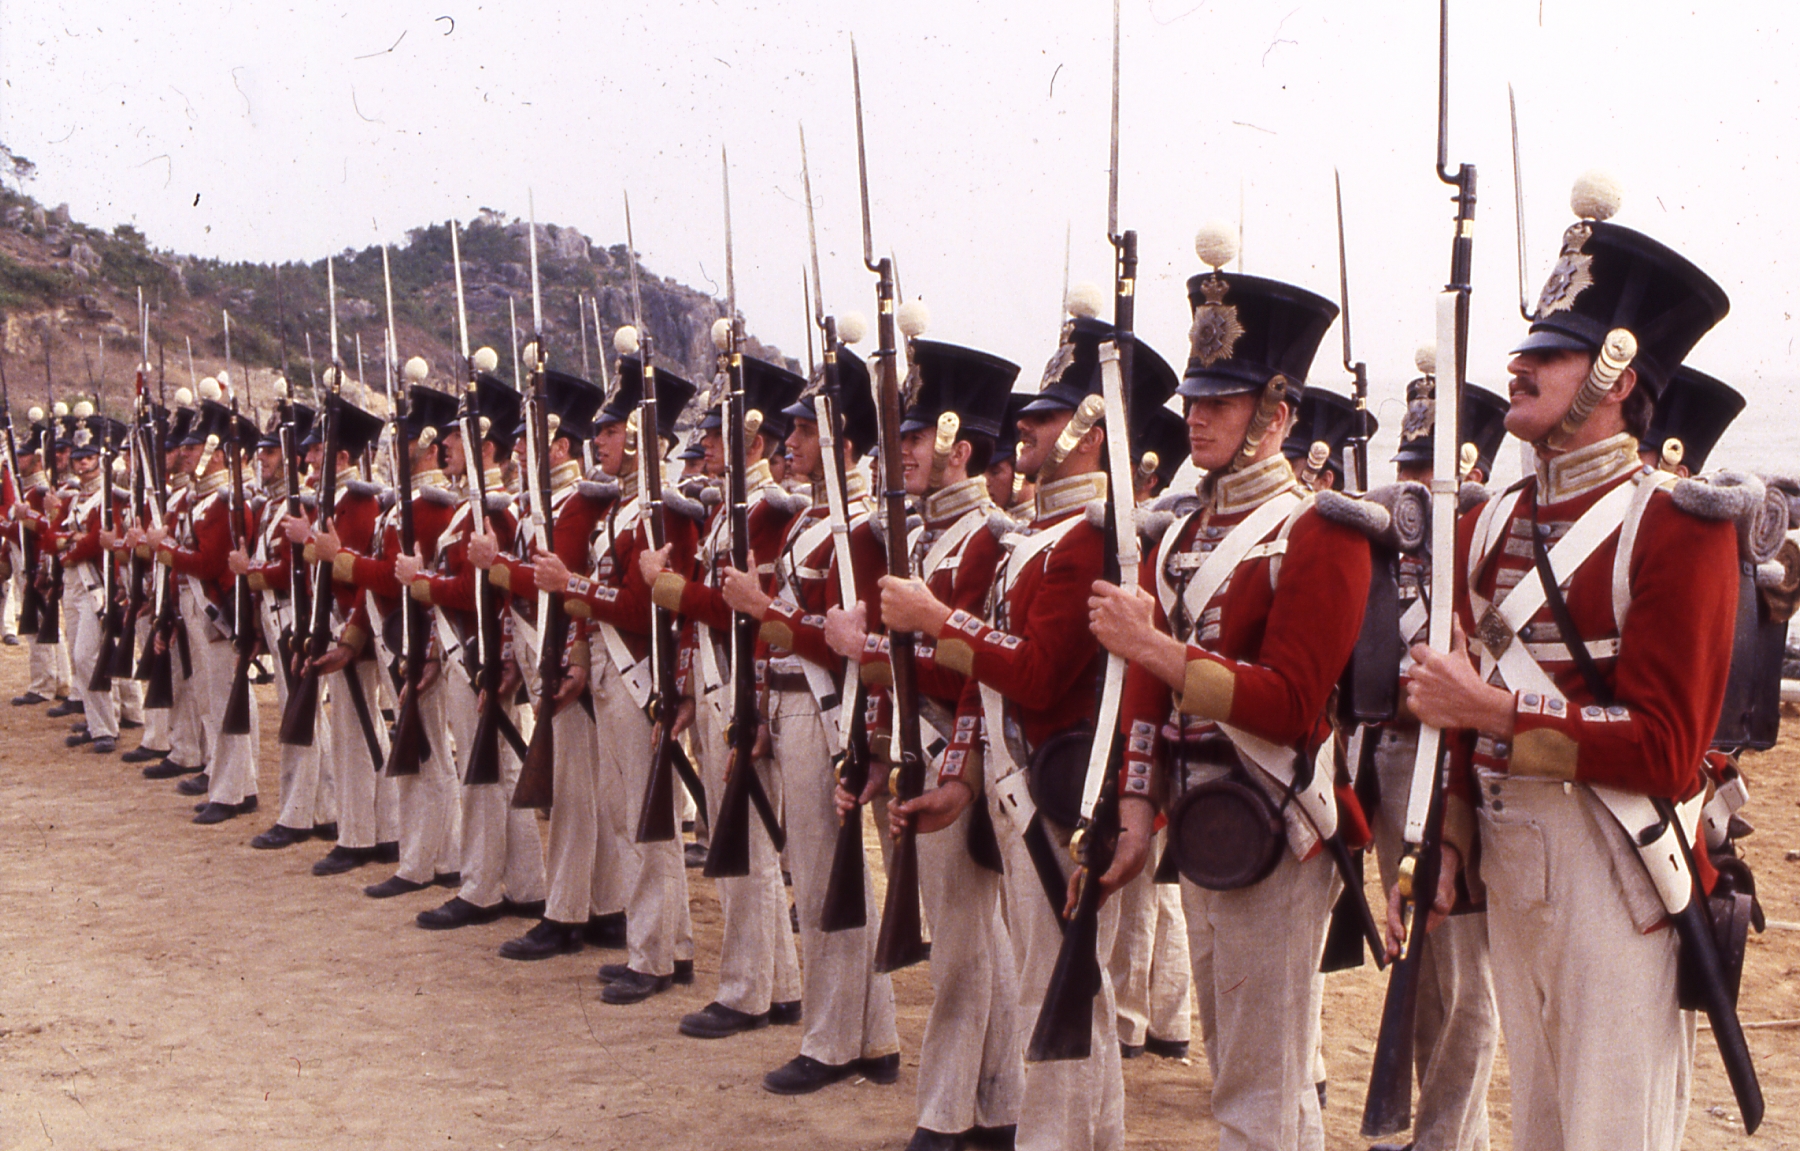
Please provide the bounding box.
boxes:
[601,968,672,1005]
[2,634,20,645]
[581,911,626,948]
[1119,1042,1145,1059]
[684,841,708,869]
[673,958,694,985]
[364,875,429,899]
[64,731,93,747]
[967,1125,1017,1150]
[312,822,339,841]
[416,896,502,930]
[46,699,85,717]
[1144,1035,1189,1060]
[120,717,142,729]
[250,824,311,850]
[596,962,631,984]
[121,745,168,763]
[1367,1143,1414,1151]
[432,871,462,888]
[70,720,90,734]
[769,999,802,1026]
[192,802,239,825]
[855,1052,900,1085]
[90,737,116,754]
[238,795,257,813]
[174,773,210,796]
[142,759,201,779]
[373,840,400,864]
[499,919,582,960]
[502,897,546,919]
[762,1055,855,1096]
[1317,1080,1327,1110]
[312,845,375,877]
[679,1001,770,1039]
[12,692,49,706]
[906,1128,964,1151]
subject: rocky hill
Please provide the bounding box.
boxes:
[0,184,796,424]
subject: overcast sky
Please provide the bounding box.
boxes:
[3,1,1797,472]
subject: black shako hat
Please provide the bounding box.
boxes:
[992,392,1034,471]
[1280,389,1381,488]
[601,357,696,442]
[1391,378,1509,478]
[401,385,460,443]
[303,395,385,458]
[703,356,807,445]
[1021,315,1179,422]
[786,345,879,456]
[1178,269,1339,404]
[535,370,606,442]
[1644,364,1744,474]
[899,339,1021,439]
[1138,405,1190,494]
[257,401,318,451]
[1511,174,1728,400]
[188,400,261,454]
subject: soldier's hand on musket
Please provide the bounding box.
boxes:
[1067,796,1155,917]
[466,528,499,570]
[824,603,869,662]
[670,697,695,739]
[42,491,62,520]
[122,525,146,549]
[891,779,974,838]
[721,566,772,617]
[282,514,314,545]
[533,551,571,593]
[553,660,588,715]
[99,527,117,550]
[1385,842,1462,958]
[1088,581,1187,689]
[416,658,441,696]
[143,523,170,549]
[637,542,673,586]
[751,721,771,761]
[153,627,168,655]
[879,575,950,635]
[496,658,522,703]
[393,550,423,587]
[227,548,251,576]
[311,523,342,563]
[309,642,356,676]
[1406,616,1514,737]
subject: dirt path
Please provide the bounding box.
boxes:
[0,651,1794,1149]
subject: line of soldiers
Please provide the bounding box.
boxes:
[3,172,1792,1151]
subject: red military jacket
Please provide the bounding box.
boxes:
[1451,435,1737,804]
[558,476,702,663]
[755,468,874,674]
[940,472,1111,786]
[246,482,315,598]
[1119,454,1371,813]
[412,469,519,620]
[342,470,459,620]
[490,464,618,592]
[159,470,259,604]
[654,458,794,635]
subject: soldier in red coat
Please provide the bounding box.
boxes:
[1404,177,1738,1151]
[56,408,124,754]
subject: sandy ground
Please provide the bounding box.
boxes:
[0,648,1796,1150]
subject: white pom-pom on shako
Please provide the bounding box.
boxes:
[52,402,69,417]
[172,387,193,407]
[403,356,429,384]
[198,377,223,402]
[837,312,868,346]
[273,376,289,397]
[521,341,541,371]
[72,400,94,419]
[216,369,231,394]
[1414,344,1437,375]
[322,366,340,388]
[896,299,931,340]
[1194,219,1239,271]
[1066,281,1107,320]
[710,318,733,351]
[471,346,500,374]
[1570,169,1623,222]
[26,405,43,422]
[614,325,641,356]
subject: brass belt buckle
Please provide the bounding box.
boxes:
[1477,606,1514,658]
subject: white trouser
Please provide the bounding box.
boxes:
[392,674,462,883]
[325,659,396,849]
[66,573,118,738]
[1478,772,1693,1151]
[539,691,612,923]
[177,584,257,805]
[166,614,206,768]
[1109,830,1194,1049]
[113,675,143,725]
[771,686,899,1066]
[445,671,545,909]
[592,654,690,976]
[916,770,1023,1135]
[1183,847,1338,1151]
[260,606,331,829]
[1373,728,1497,1151]
[695,679,800,1016]
[986,784,1123,1151]
[27,636,66,697]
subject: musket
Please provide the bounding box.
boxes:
[37,338,62,646]
[449,220,506,788]
[702,164,790,879]
[849,44,930,974]
[514,191,572,809]
[139,340,180,699]
[1029,0,1135,1057]
[80,335,122,693]
[1336,171,1371,496]
[576,290,592,380]
[0,345,43,640]
[589,293,611,395]
[276,364,307,694]
[277,258,346,747]
[802,121,876,932]
[1361,1,1476,1136]
[380,245,430,777]
[1509,85,1533,323]
[110,292,151,679]
[220,311,257,735]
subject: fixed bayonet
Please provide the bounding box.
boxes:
[1510,83,1532,321]
[1336,169,1370,494]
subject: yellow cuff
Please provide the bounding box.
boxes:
[565,599,591,620]
[303,543,317,564]
[341,624,368,653]
[650,571,687,612]
[934,637,975,676]
[760,620,794,651]
[1178,658,1236,720]
[155,550,173,568]
[568,640,590,666]
[331,551,356,584]
[860,660,894,689]
[868,730,893,765]
[488,563,511,591]
[409,578,433,605]
[134,544,152,559]
[248,572,269,593]
[1510,727,1579,781]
